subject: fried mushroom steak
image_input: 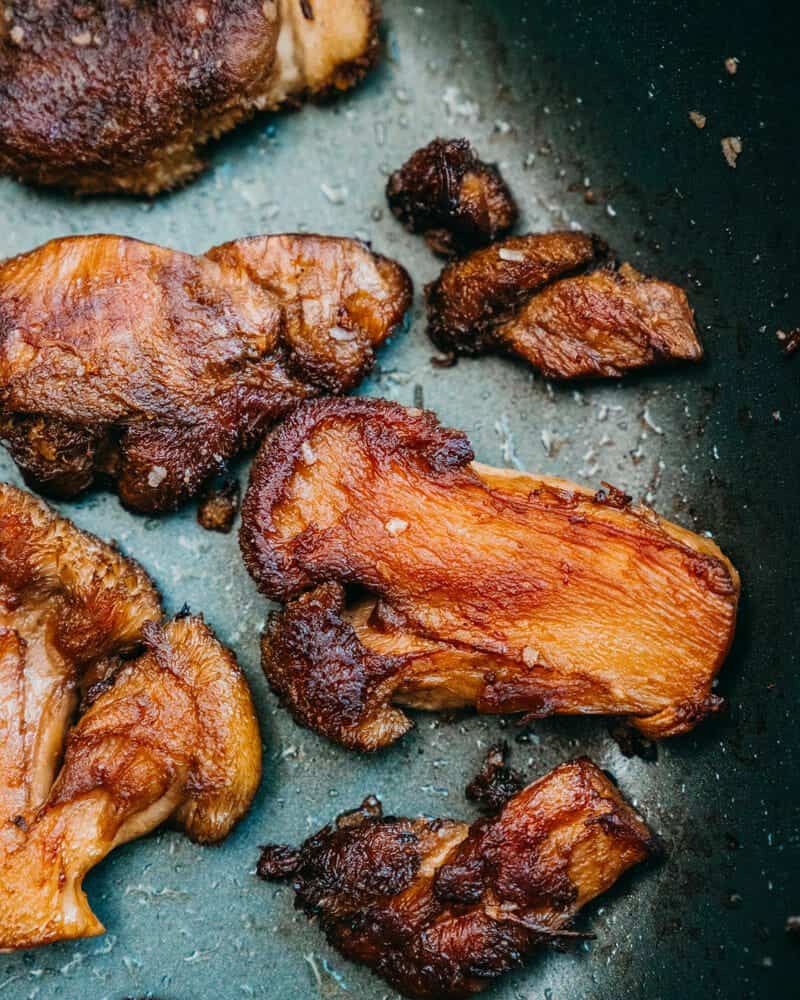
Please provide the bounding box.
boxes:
[426,232,703,378]
[0,233,411,513]
[240,397,739,750]
[0,0,380,195]
[258,755,657,999]
[386,138,518,257]
[0,483,261,950]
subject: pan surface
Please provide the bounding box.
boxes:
[0,1,796,997]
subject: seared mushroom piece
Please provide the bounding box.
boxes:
[386,138,518,256]
[0,233,411,513]
[258,755,658,999]
[426,232,703,378]
[240,397,739,750]
[198,479,241,534]
[0,484,261,950]
[0,0,380,194]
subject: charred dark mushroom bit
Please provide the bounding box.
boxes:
[258,754,658,999]
[426,231,704,378]
[387,138,518,257]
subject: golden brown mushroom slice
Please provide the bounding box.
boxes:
[386,138,519,257]
[0,0,380,194]
[258,752,658,999]
[240,397,739,750]
[426,232,703,378]
[0,483,261,950]
[0,233,411,513]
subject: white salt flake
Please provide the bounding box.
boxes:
[522,646,540,667]
[147,466,167,488]
[642,407,664,435]
[385,518,409,537]
[301,441,316,465]
[499,248,525,263]
[320,183,347,205]
[329,326,356,342]
[442,85,480,120]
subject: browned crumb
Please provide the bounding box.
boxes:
[464,743,524,812]
[721,136,743,168]
[777,329,800,358]
[197,479,241,533]
[724,56,739,75]
[688,110,707,129]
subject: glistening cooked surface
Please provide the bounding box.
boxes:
[425,232,704,378]
[0,484,261,950]
[242,398,739,749]
[0,233,410,512]
[259,756,657,998]
[0,0,796,997]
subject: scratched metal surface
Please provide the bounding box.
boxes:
[0,1,797,998]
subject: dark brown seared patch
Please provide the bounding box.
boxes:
[0,1,379,194]
[0,234,411,514]
[240,396,739,748]
[425,233,704,379]
[256,758,657,998]
[257,843,303,879]
[387,138,518,257]
[261,582,412,750]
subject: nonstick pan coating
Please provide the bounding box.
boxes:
[0,1,796,997]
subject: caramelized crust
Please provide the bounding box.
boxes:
[426,233,703,378]
[258,756,657,998]
[0,233,411,513]
[0,484,261,949]
[0,0,380,195]
[386,138,518,257]
[241,398,739,749]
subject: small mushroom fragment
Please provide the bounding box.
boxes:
[198,478,241,534]
[387,137,518,257]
